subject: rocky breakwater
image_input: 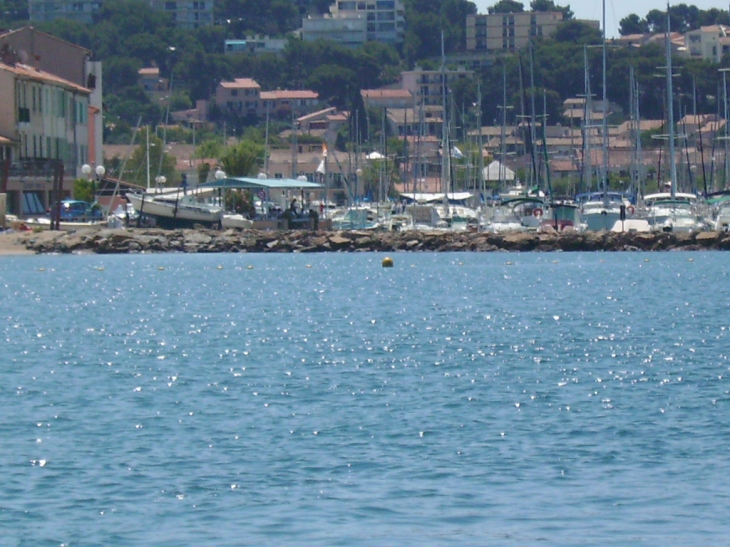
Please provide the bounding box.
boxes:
[19,227,730,254]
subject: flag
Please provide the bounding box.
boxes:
[316,159,326,175]
[451,146,464,159]
[322,143,328,157]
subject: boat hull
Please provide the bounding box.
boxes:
[127,193,222,229]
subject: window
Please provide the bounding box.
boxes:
[165,1,175,9]
[231,89,238,96]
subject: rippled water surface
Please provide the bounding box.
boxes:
[2,251,730,546]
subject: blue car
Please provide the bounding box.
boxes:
[51,200,104,222]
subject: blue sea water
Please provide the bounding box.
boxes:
[2,251,730,546]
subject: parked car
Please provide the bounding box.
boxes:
[51,200,104,222]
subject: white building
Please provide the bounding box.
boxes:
[302,0,405,46]
[302,12,367,47]
[684,25,730,63]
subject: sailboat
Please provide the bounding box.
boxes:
[126,127,223,228]
[579,2,625,231]
[645,3,704,233]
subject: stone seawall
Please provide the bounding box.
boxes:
[18,227,730,254]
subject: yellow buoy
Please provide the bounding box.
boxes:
[382,257,394,268]
[38,267,45,272]
[217,265,223,270]
[158,267,165,270]
[247,265,254,270]
[306,264,312,268]
[97,267,105,271]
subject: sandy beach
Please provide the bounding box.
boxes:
[0,230,63,255]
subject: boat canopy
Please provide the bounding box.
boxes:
[575,191,630,204]
[643,192,697,205]
[199,177,323,190]
[399,192,474,205]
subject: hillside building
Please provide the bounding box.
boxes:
[302,0,405,47]
[28,0,213,28]
[466,11,564,53]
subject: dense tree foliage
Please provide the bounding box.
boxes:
[619,4,730,35]
[402,0,477,63]
[488,0,524,14]
[530,0,573,20]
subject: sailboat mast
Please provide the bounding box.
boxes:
[602,0,609,202]
[440,31,450,195]
[583,46,592,193]
[666,2,677,200]
[146,126,151,190]
[477,83,484,200]
[631,67,644,196]
[500,65,507,191]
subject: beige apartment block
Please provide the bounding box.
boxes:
[216,78,261,117]
[466,11,563,52]
[0,60,91,216]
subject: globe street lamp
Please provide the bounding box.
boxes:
[356,168,363,202]
[82,163,104,202]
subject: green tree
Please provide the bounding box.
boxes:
[73,178,95,202]
[552,20,602,45]
[488,0,524,14]
[305,64,358,109]
[619,14,648,35]
[219,140,263,177]
[530,0,573,20]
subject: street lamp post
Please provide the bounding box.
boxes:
[355,168,363,203]
[82,163,105,203]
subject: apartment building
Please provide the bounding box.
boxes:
[361,88,413,110]
[0,59,91,216]
[260,90,319,119]
[28,0,213,28]
[217,79,319,119]
[466,11,564,52]
[216,78,261,117]
[302,0,405,47]
[684,25,730,63]
[401,66,474,107]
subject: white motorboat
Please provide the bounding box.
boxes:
[541,201,587,232]
[647,199,704,233]
[577,192,629,232]
[482,197,545,233]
